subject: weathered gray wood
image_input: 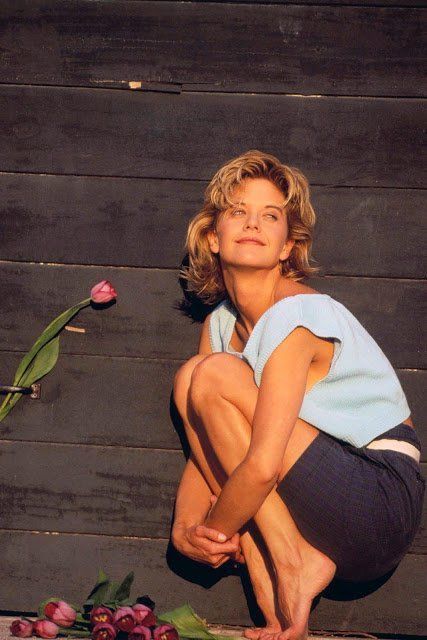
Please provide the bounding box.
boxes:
[0,441,424,552]
[1,531,426,634]
[197,0,426,5]
[397,369,427,454]
[0,86,424,187]
[0,619,372,640]
[0,263,425,367]
[0,354,183,449]
[1,172,425,278]
[0,354,424,456]
[0,441,183,537]
[0,2,424,96]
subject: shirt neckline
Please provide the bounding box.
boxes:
[225,293,331,355]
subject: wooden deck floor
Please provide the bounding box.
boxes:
[0,617,391,640]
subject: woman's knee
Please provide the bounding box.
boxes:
[188,353,237,407]
[172,354,209,411]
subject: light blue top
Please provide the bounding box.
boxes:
[208,293,411,448]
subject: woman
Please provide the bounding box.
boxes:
[171,150,425,640]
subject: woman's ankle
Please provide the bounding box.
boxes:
[268,539,304,574]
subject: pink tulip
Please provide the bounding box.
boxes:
[90,280,117,303]
[9,619,33,637]
[112,606,136,632]
[90,606,114,627]
[153,624,179,640]
[129,625,152,640]
[91,622,117,640]
[132,604,156,627]
[44,600,76,627]
[33,619,59,639]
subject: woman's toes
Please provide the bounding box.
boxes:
[244,627,271,640]
[244,624,282,640]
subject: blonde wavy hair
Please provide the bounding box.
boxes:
[179,149,321,306]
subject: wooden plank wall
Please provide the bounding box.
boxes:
[0,1,425,635]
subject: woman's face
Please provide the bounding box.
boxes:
[208,177,294,270]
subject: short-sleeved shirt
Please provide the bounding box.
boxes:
[208,293,411,448]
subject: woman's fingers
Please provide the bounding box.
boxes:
[190,525,239,559]
[196,524,232,543]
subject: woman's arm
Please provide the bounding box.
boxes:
[172,453,214,537]
[171,453,241,566]
[204,326,318,538]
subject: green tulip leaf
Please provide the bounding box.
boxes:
[83,569,112,608]
[105,580,121,601]
[13,299,90,387]
[114,571,134,601]
[115,597,133,606]
[0,336,60,421]
[157,604,235,640]
[92,581,112,607]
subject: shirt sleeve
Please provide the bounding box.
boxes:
[253,297,343,387]
[208,299,231,353]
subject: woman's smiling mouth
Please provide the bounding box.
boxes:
[236,238,265,245]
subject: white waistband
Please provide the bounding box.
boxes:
[366,438,420,463]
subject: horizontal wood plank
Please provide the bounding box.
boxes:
[1,531,426,634]
[0,263,425,367]
[200,1,426,5]
[0,354,424,456]
[0,2,424,96]
[0,442,424,552]
[0,354,183,449]
[0,441,183,538]
[0,86,424,187]
[1,172,425,278]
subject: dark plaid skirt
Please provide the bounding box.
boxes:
[276,422,425,582]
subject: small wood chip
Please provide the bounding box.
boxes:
[65,325,86,333]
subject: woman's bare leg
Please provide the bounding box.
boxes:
[174,356,285,634]
[175,354,337,640]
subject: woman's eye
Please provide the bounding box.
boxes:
[231,210,277,219]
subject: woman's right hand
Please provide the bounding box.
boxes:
[172,522,242,569]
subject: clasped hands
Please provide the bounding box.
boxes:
[173,495,245,569]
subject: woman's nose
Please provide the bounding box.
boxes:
[244,214,260,229]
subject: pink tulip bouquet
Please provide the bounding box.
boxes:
[0,280,117,422]
[9,570,233,640]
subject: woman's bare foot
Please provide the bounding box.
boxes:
[259,541,336,640]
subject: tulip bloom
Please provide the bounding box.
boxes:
[112,606,136,632]
[90,280,118,304]
[10,620,33,638]
[153,624,179,640]
[92,622,117,640]
[129,625,152,640]
[132,604,157,627]
[44,600,76,627]
[90,606,114,626]
[33,620,59,638]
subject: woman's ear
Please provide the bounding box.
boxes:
[207,229,220,255]
[279,239,295,262]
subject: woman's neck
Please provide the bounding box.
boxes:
[224,269,291,335]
